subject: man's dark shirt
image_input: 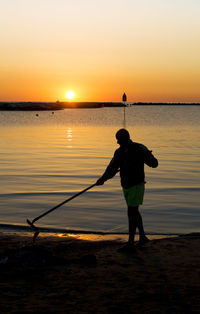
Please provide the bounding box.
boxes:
[101,140,158,188]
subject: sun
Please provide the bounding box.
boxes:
[65,90,75,100]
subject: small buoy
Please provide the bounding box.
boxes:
[122,92,127,102]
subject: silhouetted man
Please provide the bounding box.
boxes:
[96,128,158,252]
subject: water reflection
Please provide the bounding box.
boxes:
[123,107,126,128]
[66,128,73,148]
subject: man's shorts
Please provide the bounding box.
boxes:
[123,183,145,207]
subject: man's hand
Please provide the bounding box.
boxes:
[96,177,105,185]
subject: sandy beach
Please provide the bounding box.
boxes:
[0,232,199,313]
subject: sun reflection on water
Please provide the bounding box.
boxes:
[66,128,73,148]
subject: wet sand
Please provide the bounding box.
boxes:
[0,232,199,313]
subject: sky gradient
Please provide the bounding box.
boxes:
[0,0,200,102]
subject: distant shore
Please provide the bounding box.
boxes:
[0,101,199,111]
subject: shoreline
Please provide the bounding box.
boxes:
[0,229,199,246]
[0,229,176,243]
[0,224,186,244]
[0,222,189,237]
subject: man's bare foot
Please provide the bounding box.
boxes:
[137,235,150,247]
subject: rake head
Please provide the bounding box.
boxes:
[27,219,40,243]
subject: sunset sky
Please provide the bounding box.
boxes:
[0,0,200,102]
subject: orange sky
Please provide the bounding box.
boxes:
[0,0,200,102]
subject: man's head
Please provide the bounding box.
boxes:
[116,128,130,146]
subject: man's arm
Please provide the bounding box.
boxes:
[96,153,120,185]
[139,144,158,168]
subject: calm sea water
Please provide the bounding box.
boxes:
[0,106,199,235]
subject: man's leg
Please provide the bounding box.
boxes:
[128,206,148,244]
[117,206,137,252]
[127,206,138,244]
